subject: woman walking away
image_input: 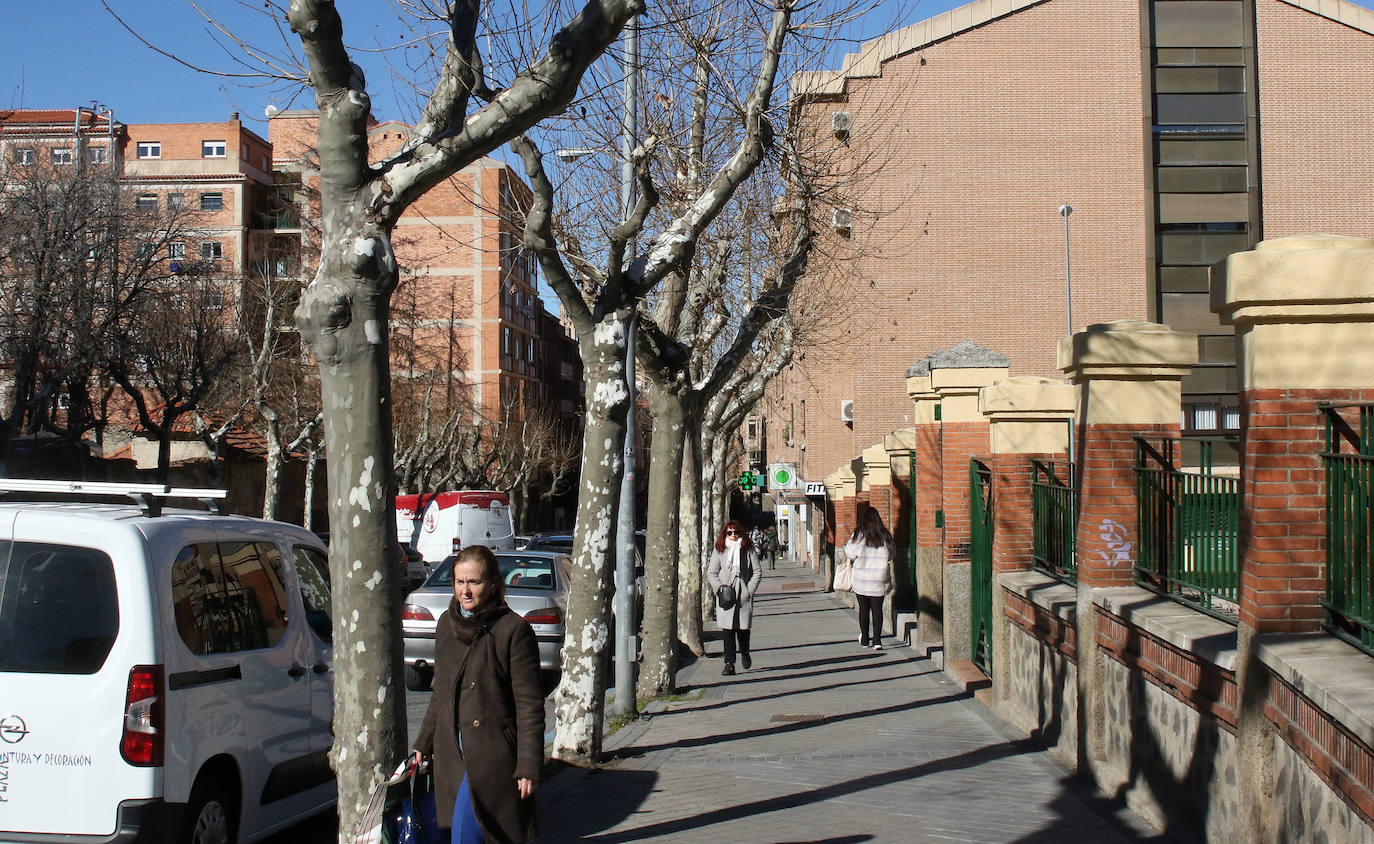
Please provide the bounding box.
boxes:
[707,520,763,675]
[414,545,544,843]
[845,509,896,650]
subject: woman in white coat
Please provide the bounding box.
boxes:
[844,508,896,650]
[707,519,763,675]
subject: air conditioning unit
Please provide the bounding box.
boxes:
[832,208,852,232]
[831,111,851,139]
[840,399,854,423]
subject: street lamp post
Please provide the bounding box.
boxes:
[1057,202,1073,337]
[612,18,640,718]
[1058,201,1078,490]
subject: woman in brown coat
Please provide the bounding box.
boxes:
[413,545,544,843]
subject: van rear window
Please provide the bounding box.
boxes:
[0,541,119,674]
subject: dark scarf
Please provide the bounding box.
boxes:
[447,598,508,644]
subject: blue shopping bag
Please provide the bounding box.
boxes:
[386,763,443,844]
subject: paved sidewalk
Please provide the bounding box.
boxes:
[536,559,1167,843]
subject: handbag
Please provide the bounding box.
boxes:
[716,582,738,610]
[355,759,443,844]
[833,559,854,592]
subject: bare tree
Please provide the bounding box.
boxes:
[107,269,239,483]
[0,161,203,471]
[512,0,794,760]
[275,0,644,828]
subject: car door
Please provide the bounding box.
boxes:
[208,535,315,835]
[291,544,335,770]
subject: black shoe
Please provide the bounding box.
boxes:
[722,663,736,676]
[742,653,752,670]
[859,636,869,648]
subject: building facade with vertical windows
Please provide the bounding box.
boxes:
[267,111,576,427]
[767,0,1374,486]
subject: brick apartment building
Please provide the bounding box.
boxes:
[0,106,584,515]
[762,0,1374,505]
[266,110,582,431]
[0,108,275,278]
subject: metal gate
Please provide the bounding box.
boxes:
[969,459,993,675]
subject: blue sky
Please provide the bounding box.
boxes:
[8,0,1371,132]
[5,0,966,132]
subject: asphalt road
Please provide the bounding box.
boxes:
[263,682,559,842]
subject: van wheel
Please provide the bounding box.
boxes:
[183,776,238,844]
[404,664,432,692]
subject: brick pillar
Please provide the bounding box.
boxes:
[932,342,1010,663]
[908,362,944,651]
[978,375,1075,710]
[1059,319,1197,776]
[1214,234,1374,837]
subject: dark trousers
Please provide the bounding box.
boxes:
[857,594,885,644]
[722,628,751,665]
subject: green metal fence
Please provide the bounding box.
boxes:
[1134,436,1240,620]
[969,459,994,675]
[1322,403,1374,655]
[1031,459,1077,583]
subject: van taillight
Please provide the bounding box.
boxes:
[121,665,164,767]
[402,604,435,622]
[523,606,563,625]
[451,539,462,553]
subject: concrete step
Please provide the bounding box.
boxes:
[945,658,992,693]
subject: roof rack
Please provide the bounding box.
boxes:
[0,479,228,518]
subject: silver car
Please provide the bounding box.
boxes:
[401,550,570,691]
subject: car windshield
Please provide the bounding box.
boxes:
[428,554,557,590]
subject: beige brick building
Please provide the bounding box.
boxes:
[766,0,1374,491]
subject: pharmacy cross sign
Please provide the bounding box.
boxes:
[738,470,759,491]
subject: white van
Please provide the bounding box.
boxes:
[0,480,335,843]
[394,491,515,563]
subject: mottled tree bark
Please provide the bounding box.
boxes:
[284,0,642,832]
[637,384,689,698]
[548,337,629,760]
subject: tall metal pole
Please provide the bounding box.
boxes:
[612,18,639,717]
[1058,202,1077,493]
[1058,202,1073,336]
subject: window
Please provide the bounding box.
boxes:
[13,147,34,165]
[168,193,185,211]
[170,542,290,655]
[202,140,227,158]
[200,192,223,211]
[0,541,119,675]
[86,146,107,164]
[136,141,161,159]
[294,546,332,643]
[50,147,73,166]
[168,242,186,260]
[136,194,158,212]
[200,241,223,261]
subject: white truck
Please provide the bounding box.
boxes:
[394,490,516,563]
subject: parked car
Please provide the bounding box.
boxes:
[523,531,572,554]
[401,550,569,691]
[400,541,430,588]
[0,479,336,843]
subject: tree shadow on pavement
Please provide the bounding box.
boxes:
[662,668,937,717]
[550,734,1041,841]
[1007,773,1183,843]
[611,689,971,758]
